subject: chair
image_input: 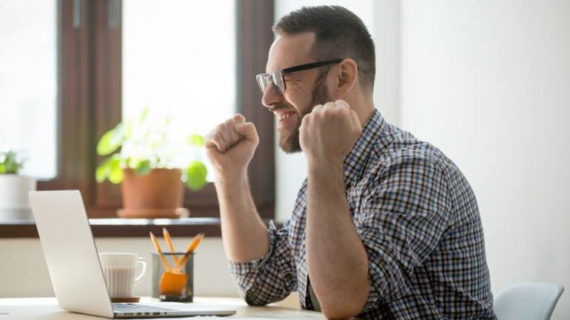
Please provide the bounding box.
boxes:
[494,282,564,320]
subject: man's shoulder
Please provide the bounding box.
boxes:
[370,122,450,173]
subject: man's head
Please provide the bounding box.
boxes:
[258,5,376,153]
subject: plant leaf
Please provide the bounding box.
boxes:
[124,120,134,140]
[108,157,124,184]
[139,106,149,124]
[95,158,112,182]
[0,151,24,174]
[97,124,124,156]
[185,161,208,191]
[135,160,152,175]
[188,134,204,147]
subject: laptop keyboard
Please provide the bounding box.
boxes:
[113,303,171,313]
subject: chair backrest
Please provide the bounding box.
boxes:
[494,282,564,320]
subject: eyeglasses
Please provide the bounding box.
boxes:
[256,58,342,94]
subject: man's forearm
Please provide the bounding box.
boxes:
[306,163,369,318]
[215,173,269,262]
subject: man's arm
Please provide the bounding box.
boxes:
[215,172,268,262]
[207,114,297,306]
[306,163,369,318]
[205,114,268,261]
[300,100,369,319]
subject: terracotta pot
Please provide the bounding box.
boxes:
[118,168,189,218]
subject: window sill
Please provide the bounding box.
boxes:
[0,218,222,238]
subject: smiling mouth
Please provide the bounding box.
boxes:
[278,111,296,121]
[276,111,298,129]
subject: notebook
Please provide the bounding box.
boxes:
[29,190,236,318]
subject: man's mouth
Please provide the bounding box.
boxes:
[277,112,295,121]
[275,111,298,129]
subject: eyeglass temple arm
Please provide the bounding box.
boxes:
[282,58,343,73]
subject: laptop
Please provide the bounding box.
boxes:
[29,190,236,318]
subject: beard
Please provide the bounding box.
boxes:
[277,76,331,153]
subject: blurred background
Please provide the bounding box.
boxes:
[0,0,568,318]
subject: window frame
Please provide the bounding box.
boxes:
[37,0,276,220]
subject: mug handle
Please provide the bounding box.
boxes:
[134,258,147,283]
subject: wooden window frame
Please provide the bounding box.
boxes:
[37,0,275,220]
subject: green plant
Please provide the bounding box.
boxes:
[0,150,25,174]
[95,108,208,191]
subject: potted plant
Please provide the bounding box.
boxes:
[95,108,208,218]
[0,150,36,220]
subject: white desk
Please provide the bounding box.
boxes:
[0,297,325,320]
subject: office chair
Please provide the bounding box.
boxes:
[494,282,564,320]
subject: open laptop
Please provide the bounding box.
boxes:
[29,190,236,318]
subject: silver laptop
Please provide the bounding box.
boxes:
[29,190,236,318]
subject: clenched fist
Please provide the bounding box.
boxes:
[205,114,259,179]
[299,99,362,167]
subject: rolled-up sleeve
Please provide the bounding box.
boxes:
[354,155,451,314]
[228,220,297,306]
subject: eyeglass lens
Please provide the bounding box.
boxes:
[256,71,285,93]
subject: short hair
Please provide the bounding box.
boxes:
[274,5,376,90]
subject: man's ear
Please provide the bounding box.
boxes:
[331,58,358,99]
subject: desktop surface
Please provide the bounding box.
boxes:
[0,296,325,320]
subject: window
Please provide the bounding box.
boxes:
[0,1,57,179]
[4,0,275,219]
[122,0,236,136]
[122,0,236,185]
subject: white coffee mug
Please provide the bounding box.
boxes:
[99,252,147,298]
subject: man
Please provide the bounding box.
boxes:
[205,5,496,319]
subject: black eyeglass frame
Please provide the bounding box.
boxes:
[256,58,343,94]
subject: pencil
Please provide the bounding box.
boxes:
[174,233,204,272]
[162,228,180,265]
[149,231,171,272]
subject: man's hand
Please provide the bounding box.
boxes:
[205,114,267,262]
[299,99,362,167]
[205,114,259,179]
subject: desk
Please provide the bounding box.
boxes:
[0,297,325,320]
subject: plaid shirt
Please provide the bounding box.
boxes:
[229,110,496,319]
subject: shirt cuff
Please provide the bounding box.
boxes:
[354,223,386,315]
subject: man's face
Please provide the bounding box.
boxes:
[261,33,333,153]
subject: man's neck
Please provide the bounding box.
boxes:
[341,89,375,125]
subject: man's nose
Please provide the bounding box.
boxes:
[261,83,283,109]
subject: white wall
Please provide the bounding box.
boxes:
[0,238,238,298]
[399,0,570,318]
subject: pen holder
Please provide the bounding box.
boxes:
[151,252,194,302]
